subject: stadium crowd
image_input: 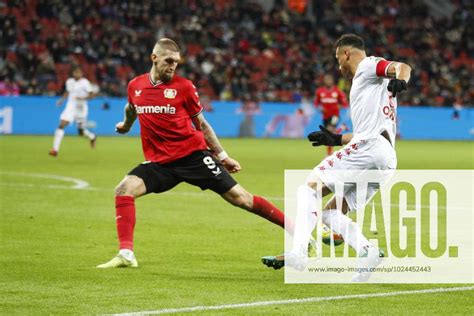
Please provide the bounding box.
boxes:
[1,0,472,107]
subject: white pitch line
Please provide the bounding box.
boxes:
[111,286,474,315]
[0,171,90,189]
[0,171,471,211]
[2,182,470,211]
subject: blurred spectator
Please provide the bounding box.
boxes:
[1,0,472,107]
[0,76,20,96]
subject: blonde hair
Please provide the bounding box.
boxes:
[152,38,180,55]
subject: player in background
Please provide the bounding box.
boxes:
[49,67,97,156]
[313,74,348,156]
[263,34,411,281]
[97,38,292,268]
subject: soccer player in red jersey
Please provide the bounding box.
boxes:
[313,74,348,156]
[97,39,292,268]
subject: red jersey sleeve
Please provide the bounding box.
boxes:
[376,60,393,77]
[184,81,203,117]
[337,88,348,108]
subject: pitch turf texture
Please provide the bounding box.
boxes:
[1,136,473,315]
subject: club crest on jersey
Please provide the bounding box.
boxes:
[164,89,177,99]
[135,90,142,97]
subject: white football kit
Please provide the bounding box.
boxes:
[310,56,398,211]
[60,77,93,125]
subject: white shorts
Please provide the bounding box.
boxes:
[60,102,88,126]
[308,134,397,211]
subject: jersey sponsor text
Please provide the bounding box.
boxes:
[135,104,176,114]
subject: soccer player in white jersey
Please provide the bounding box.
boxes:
[49,67,97,157]
[262,34,411,281]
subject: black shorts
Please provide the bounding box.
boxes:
[128,150,237,195]
[323,115,339,127]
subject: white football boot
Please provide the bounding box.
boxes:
[96,253,138,268]
[351,246,384,282]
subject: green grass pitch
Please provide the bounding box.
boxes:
[0,136,473,314]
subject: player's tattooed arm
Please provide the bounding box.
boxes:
[192,113,242,173]
[116,103,137,134]
[124,102,137,124]
[192,113,224,154]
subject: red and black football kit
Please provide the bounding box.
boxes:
[111,73,290,255]
[126,73,236,194]
[314,86,348,127]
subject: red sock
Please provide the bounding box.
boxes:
[115,196,136,250]
[252,196,294,234]
[327,146,333,156]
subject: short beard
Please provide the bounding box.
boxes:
[341,68,353,80]
[160,71,173,83]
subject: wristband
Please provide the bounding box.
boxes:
[335,134,343,146]
[217,151,228,161]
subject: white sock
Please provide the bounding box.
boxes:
[53,128,65,151]
[119,249,134,261]
[291,185,320,257]
[83,128,95,140]
[322,209,371,256]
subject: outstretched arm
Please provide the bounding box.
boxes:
[115,103,137,134]
[192,113,241,173]
[308,125,353,146]
[192,113,224,154]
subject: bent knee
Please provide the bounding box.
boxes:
[114,176,145,197]
[307,181,331,196]
[323,197,349,214]
[114,182,131,196]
